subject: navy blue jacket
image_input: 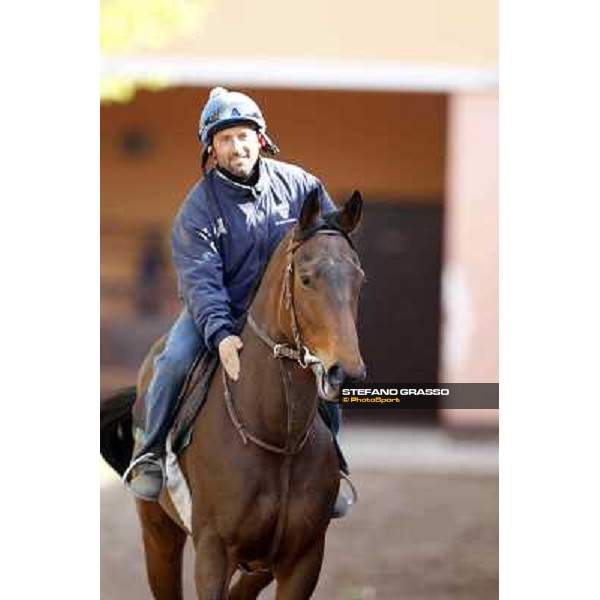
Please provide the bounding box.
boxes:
[172,158,336,351]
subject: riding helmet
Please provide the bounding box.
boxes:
[198,87,279,155]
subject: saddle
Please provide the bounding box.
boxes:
[131,349,220,454]
[171,350,221,453]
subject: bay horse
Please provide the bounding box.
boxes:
[101,189,366,599]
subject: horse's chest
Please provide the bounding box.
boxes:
[247,493,280,526]
[241,488,331,544]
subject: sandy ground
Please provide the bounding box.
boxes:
[101,426,498,600]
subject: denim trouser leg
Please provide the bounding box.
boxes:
[137,308,204,456]
[325,402,341,436]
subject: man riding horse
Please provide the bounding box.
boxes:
[125,87,352,515]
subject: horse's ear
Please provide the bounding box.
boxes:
[338,190,363,233]
[298,188,321,231]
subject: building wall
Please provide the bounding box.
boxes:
[440,92,499,426]
[102,88,499,425]
[101,87,446,320]
[101,87,446,227]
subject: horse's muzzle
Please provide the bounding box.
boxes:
[327,362,367,389]
[316,361,366,401]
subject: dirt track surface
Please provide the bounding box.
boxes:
[101,461,498,599]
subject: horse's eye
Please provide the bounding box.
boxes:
[300,275,311,287]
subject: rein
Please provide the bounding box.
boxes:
[221,365,315,456]
[222,229,356,453]
[221,228,354,570]
[220,233,326,455]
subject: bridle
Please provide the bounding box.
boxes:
[248,234,323,370]
[249,228,362,369]
[221,227,360,455]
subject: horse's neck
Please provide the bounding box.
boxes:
[234,238,317,446]
[250,238,292,342]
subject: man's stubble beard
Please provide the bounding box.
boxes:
[222,156,258,180]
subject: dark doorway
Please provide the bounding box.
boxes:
[346,200,444,423]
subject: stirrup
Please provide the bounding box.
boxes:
[332,472,358,519]
[340,471,358,507]
[122,452,166,487]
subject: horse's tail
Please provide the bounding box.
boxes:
[100,386,137,476]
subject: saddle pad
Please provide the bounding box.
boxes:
[165,432,193,534]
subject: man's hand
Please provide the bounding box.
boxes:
[218,335,243,381]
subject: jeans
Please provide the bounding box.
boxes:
[137,307,342,457]
[138,308,204,456]
[325,401,341,435]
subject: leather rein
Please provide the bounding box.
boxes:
[221,232,330,457]
[220,228,357,571]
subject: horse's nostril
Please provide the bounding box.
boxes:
[357,363,367,382]
[327,363,345,388]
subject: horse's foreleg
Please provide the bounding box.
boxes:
[194,528,236,600]
[228,570,274,600]
[273,535,326,600]
[136,499,187,600]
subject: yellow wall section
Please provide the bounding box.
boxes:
[144,0,498,67]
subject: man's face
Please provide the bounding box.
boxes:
[212,125,261,179]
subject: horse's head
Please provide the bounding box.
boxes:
[281,189,367,400]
